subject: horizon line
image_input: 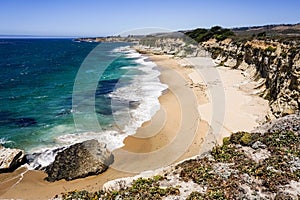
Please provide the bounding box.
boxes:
[2,22,300,39]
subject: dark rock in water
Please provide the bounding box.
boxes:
[45,140,114,182]
[0,145,26,173]
[13,117,37,127]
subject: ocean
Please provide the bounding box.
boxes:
[0,39,167,168]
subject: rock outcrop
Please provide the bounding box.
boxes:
[0,145,25,172]
[253,113,300,134]
[202,39,300,117]
[45,140,114,182]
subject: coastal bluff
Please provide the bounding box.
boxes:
[134,29,300,118]
[203,38,300,118]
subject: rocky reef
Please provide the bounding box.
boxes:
[0,145,25,173]
[45,140,114,182]
[59,114,300,199]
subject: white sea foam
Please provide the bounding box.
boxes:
[56,130,126,151]
[0,138,6,145]
[120,66,136,70]
[111,46,131,53]
[0,138,12,145]
[109,48,168,137]
[28,46,168,168]
[125,52,141,58]
[65,48,167,148]
[56,47,167,151]
[27,147,62,169]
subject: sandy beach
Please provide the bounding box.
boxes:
[0,54,208,199]
[0,54,269,199]
[183,57,269,144]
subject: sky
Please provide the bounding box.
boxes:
[1,0,300,37]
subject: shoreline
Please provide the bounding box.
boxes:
[0,54,207,199]
[0,52,270,199]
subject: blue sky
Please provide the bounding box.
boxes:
[1,0,299,37]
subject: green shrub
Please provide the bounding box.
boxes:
[187,191,205,200]
[240,132,252,145]
[280,52,287,58]
[186,26,235,43]
[257,31,267,38]
[265,46,276,52]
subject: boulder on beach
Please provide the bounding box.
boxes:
[0,145,25,173]
[45,140,114,182]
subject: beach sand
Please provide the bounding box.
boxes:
[0,54,269,199]
[183,57,269,144]
[0,55,208,200]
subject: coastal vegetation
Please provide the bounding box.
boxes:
[184,23,300,44]
[185,26,235,42]
[60,176,180,200]
[60,115,300,199]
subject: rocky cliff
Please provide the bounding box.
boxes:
[136,34,209,57]
[202,39,300,117]
[134,35,300,118]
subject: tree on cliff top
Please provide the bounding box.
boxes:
[186,26,235,43]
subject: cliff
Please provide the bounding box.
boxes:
[133,30,300,118]
[136,35,209,57]
[203,38,300,117]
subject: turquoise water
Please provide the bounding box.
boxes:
[0,39,166,166]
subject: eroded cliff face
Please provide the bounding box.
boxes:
[137,37,209,57]
[120,33,299,118]
[203,39,300,117]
